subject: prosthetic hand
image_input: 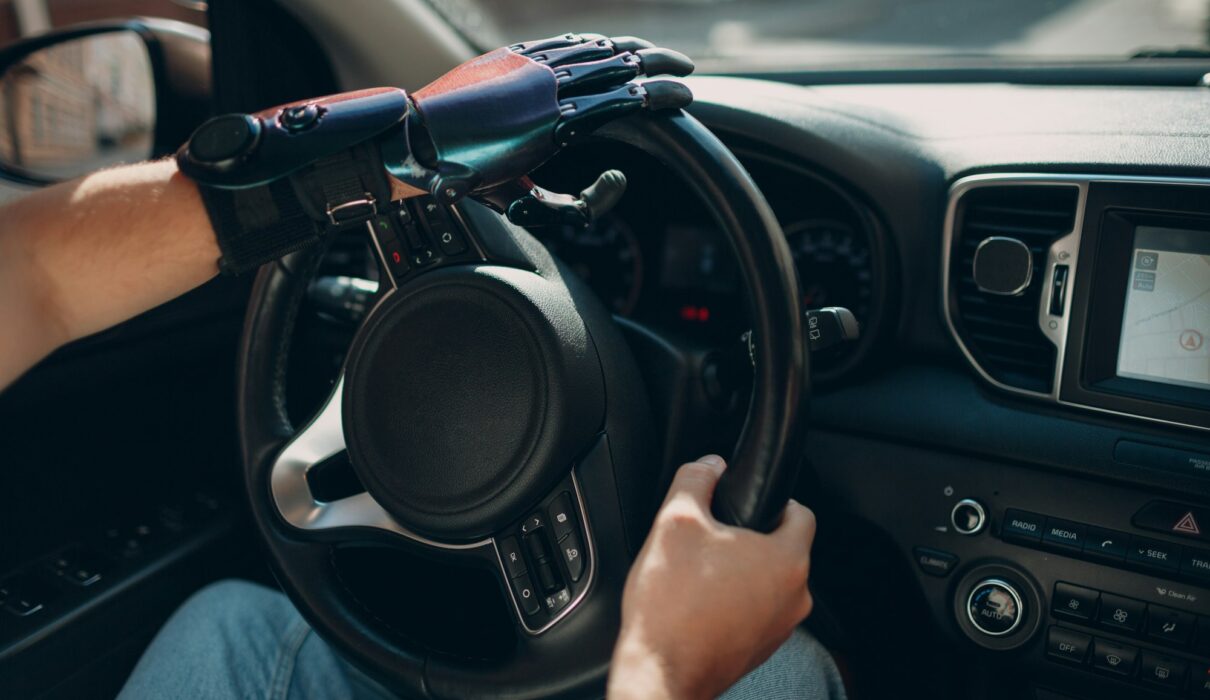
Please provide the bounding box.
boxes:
[177,33,694,274]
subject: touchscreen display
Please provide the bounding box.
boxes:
[1117,226,1210,390]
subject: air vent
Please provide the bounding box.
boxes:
[949,184,1079,393]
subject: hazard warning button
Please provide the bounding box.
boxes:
[1133,501,1209,543]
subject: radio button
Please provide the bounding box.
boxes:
[1082,526,1129,563]
[1128,536,1181,575]
[1001,509,1045,544]
[1041,517,1086,553]
[1182,548,1210,584]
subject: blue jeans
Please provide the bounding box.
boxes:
[118,580,846,700]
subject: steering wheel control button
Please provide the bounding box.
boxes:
[913,546,959,577]
[1092,638,1139,677]
[1140,651,1187,691]
[499,537,527,579]
[1051,582,1098,622]
[1134,501,1209,543]
[1128,536,1181,575]
[280,103,322,132]
[1046,626,1091,665]
[189,114,260,165]
[1146,605,1195,646]
[1083,526,1129,563]
[1001,509,1045,544]
[1041,517,1086,554]
[543,588,571,614]
[951,499,986,536]
[966,578,1024,637]
[520,512,545,536]
[1097,593,1144,634]
[383,240,410,278]
[549,492,577,541]
[560,531,586,582]
[510,573,541,616]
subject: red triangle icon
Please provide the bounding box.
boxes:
[1173,512,1201,536]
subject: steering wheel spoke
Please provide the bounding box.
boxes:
[268,375,492,551]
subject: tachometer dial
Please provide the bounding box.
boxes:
[540,215,644,315]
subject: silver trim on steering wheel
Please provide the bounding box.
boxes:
[268,375,491,550]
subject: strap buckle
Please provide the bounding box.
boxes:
[326,193,378,226]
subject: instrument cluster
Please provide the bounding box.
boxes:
[530,142,894,382]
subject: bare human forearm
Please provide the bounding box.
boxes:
[0,159,218,389]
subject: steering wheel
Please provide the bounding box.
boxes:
[237,110,809,699]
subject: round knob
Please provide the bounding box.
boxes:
[280,103,322,132]
[188,114,261,165]
[972,236,1033,296]
[966,578,1024,637]
[951,498,986,535]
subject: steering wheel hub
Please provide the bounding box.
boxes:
[342,266,606,542]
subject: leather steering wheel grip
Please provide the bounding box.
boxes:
[594,113,809,533]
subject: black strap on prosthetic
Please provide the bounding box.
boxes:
[200,141,392,275]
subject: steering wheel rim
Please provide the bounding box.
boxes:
[236,109,809,699]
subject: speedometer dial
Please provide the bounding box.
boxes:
[786,218,873,323]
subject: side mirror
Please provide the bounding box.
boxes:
[0,18,210,185]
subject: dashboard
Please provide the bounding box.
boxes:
[285,75,1210,700]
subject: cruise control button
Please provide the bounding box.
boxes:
[1096,593,1144,634]
[1146,605,1194,647]
[1083,526,1128,563]
[913,547,959,577]
[510,573,540,616]
[549,492,577,542]
[499,537,527,579]
[1091,638,1138,677]
[544,588,571,613]
[1052,582,1098,622]
[1041,517,1086,553]
[1133,501,1209,542]
[1001,509,1044,544]
[1128,536,1181,574]
[1046,626,1090,665]
[560,531,585,582]
[1181,547,1210,584]
[1140,651,1187,690]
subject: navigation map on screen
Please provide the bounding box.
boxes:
[1117,226,1210,391]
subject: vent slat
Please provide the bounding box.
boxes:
[950,184,1078,393]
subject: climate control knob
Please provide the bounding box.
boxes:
[966,578,1024,637]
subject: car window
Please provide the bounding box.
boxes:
[428,0,1210,72]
